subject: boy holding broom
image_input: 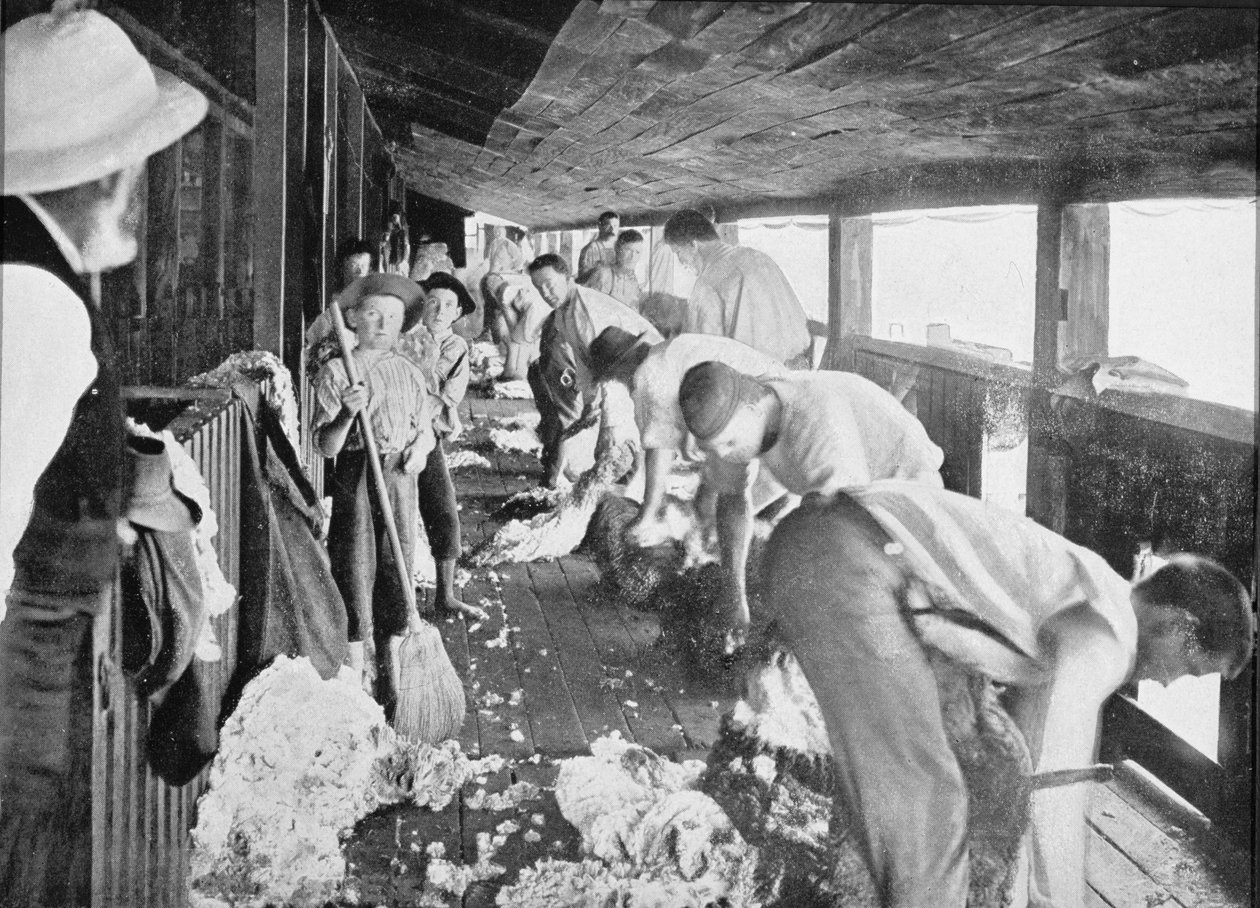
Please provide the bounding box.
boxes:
[313,273,434,713]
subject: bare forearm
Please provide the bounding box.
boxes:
[715,490,752,627]
[639,448,673,517]
[316,409,355,456]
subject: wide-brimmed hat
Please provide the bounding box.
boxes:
[421,271,477,318]
[590,327,655,381]
[125,435,202,533]
[3,8,209,195]
[339,273,426,333]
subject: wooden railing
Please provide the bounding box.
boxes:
[852,337,1032,497]
[850,335,1256,842]
[92,388,246,907]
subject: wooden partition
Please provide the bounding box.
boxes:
[1047,389,1256,841]
[92,390,246,906]
[852,338,1032,498]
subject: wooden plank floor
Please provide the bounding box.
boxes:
[343,389,1251,908]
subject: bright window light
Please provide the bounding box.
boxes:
[871,205,1038,366]
[735,215,831,322]
[1107,198,1256,411]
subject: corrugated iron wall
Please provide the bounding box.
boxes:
[92,396,242,906]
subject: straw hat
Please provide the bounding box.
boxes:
[125,436,202,533]
[340,273,427,333]
[3,7,209,194]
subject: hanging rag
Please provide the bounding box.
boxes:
[220,380,350,717]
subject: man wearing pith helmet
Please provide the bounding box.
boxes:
[1,5,208,902]
[677,361,945,650]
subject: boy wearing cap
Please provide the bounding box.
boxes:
[313,275,435,702]
[2,7,209,899]
[406,273,487,622]
[678,363,944,648]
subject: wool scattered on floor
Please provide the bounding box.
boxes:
[446,449,493,471]
[498,734,763,908]
[467,440,635,566]
[469,341,506,387]
[489,379,534,400]
[189,656,491,907]
[701,646,1034,907]
[487,425,543,454]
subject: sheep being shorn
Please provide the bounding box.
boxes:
[701,646,1032,908]
[589,498,1036,906]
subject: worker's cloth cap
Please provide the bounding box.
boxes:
[679,361,746,441]
[590,327,654,381]
[125,435,202,533]
[3,8,209,194]
[340,273,426,333]
[421,271,477,318]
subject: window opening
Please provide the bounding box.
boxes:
[870,205,1037,367]
[1107,198,1256,411]
[734,215,830,323]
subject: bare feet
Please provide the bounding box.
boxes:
[438,597,489,622]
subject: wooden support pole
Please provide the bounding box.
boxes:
[1059,203,1110,362]
[323,28,339,294]
[1025,200,1067,532]
[833,215,872,373]
[282,0,310,380]
[251,0,288,356]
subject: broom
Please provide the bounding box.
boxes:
[329,302,465,745]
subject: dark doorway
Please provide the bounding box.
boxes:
[405,190,472,269]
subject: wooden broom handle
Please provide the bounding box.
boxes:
[328,303,419,620]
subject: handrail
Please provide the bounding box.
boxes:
[854,336,1254,446]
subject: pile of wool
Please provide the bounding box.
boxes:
[186,350,302,455]
[461,414,544,456]
[189,656,484,907]
[489,379,534,400]
[466,440,635,567]
[497,734,763,907]
[490,486,563,522]
[468,341,505,387]
[700,646,1033,907]
[446,449,493,471]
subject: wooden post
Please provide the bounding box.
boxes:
[323,28,339,292]
[282,0,309,381]
[251,0,288,356]
[1025,199,1067,531]
[348,91,365,239]
[833,215,872,372]
[1059,203,1110,362]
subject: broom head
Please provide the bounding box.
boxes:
[393,620,466,745]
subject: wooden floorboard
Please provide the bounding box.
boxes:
[344,388,1249,907]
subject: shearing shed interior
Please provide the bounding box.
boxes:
[0,1,1256,906]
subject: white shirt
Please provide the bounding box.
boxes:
[1,200,97,603]
[734,372,945,497]
[684,242,811,364]
[633,334,787,451]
